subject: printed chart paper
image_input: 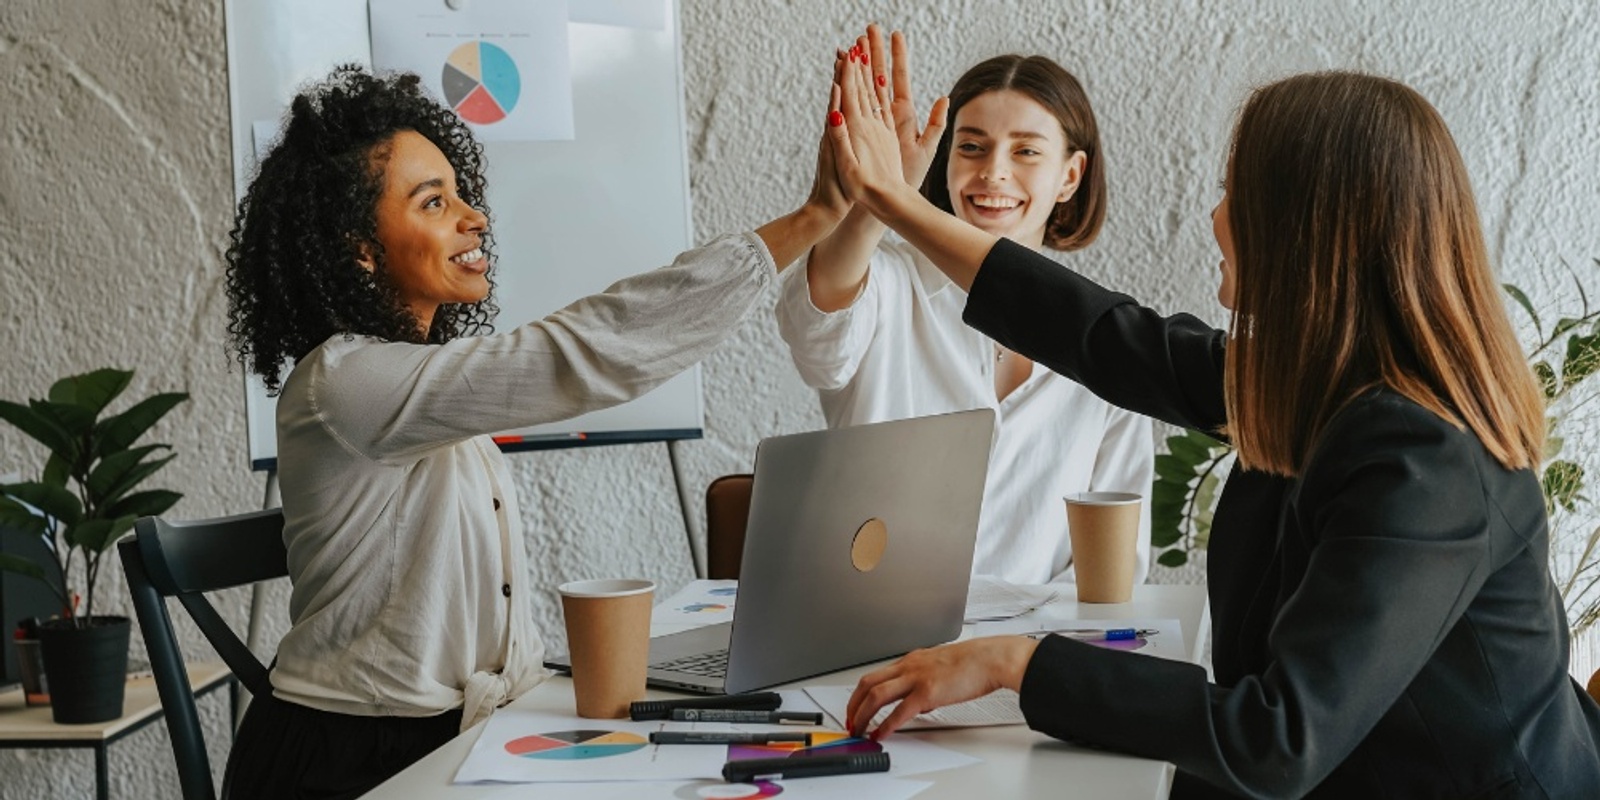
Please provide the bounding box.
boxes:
[652,579,738,627]
[370,0,573,141]
[454,710,724,783]
[477,775,933,799]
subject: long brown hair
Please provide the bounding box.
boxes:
[1223,71,1543,475]
[921,54,1106,251]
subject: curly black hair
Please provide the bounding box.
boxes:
[224,64,498,393]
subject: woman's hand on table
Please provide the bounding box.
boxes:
[845,635,1039,739]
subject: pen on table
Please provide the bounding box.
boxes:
[650,731,814,745]
[1027,627,1158,641]
[722,751,891,783]
[670,709,823,725]
[630,691,783,721]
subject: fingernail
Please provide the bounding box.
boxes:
[828,110,844,127]
[876,74,887,87]
[862,53,869,65]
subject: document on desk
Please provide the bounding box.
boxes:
[964,575,1060,622]
[974,617,1188,663]
[651,579,739,627]
[474,775,933,799]
[805,685,1026,731]
[453,709,728,783]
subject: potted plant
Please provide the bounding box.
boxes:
[0,368,187,723]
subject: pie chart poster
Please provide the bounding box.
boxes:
[370,0,575,143]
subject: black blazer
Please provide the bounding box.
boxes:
[964,238,1600,799]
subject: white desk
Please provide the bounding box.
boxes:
[365,584,1209,800]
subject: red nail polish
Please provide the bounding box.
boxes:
[862,53,869,65]
[828,110,844,127]
[876,74,887,87]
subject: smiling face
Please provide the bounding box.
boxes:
[945,90,1085,249]
[365,130,490,333]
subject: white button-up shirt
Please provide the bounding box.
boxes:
[271,233,775,726]
[776,236,1152,584]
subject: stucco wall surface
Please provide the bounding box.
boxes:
[1,1,1597,797]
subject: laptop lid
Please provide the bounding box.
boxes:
[543,409,995,693]
[719,408,994,694]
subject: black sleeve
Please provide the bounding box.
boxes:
[1017,398,1495,799]
[963,237,1228,433]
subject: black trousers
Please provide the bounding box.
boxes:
[223,691,463,800]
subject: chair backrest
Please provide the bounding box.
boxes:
[705,474,753,580]
[119,508,287,800]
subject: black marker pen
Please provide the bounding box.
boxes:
[650,731,813,745]
[669,709,823,725]
[722,751,891,782]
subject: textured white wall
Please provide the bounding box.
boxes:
[1,1,1597,797]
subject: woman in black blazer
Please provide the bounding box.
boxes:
[826,37,1600,800]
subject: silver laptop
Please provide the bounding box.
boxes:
[544,408,994,694]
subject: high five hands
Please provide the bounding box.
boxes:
[828,25,947,217]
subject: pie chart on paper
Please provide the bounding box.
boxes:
[441,40,521,125]
[504,730,647,760]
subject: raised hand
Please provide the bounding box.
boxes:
[863,25,949,188]
[827,37,910,214]
[845,636,1038,739]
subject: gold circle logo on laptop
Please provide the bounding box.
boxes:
[851,518,888,572]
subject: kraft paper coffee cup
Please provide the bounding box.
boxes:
[1065,492,1142,603]
[559,579,655,718]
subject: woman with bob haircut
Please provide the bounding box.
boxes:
[777,27,1151,586]
[826,43,1600,799]
[222,65,848,798]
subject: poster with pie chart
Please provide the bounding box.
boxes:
[443,41,521,126]
[370,0,575,142]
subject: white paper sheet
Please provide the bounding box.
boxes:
[475,775,933,799]
[973,617,1188,662]
[454,710,725,783]
[652,579,739,626]
[805,685,1026,731]
[964,575,1060,622]
[369,0,574,141]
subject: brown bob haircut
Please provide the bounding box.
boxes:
[920,54,1106,252]
[1223,71,1543,476]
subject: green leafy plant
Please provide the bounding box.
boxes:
[0,368,188,629]
[1149,266,1600,633]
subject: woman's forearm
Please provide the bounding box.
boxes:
[861,177,997,292]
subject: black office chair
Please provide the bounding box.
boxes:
[119,508,286,800]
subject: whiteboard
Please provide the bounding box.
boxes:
[224,0,700,471]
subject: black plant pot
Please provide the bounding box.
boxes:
[37,615,131,724]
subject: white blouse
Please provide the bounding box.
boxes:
[775,236,1153,585]
[270,233,775,728]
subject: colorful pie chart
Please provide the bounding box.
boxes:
[504,730,647,760]
[441,41,521,125]
[683,782,784,799]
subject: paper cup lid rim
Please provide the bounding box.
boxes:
[558,579,656,598]
[1065,492,1143,505]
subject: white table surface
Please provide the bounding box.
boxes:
[364,583,1210,800]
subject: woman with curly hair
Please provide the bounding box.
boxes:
[221,65,847,799]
